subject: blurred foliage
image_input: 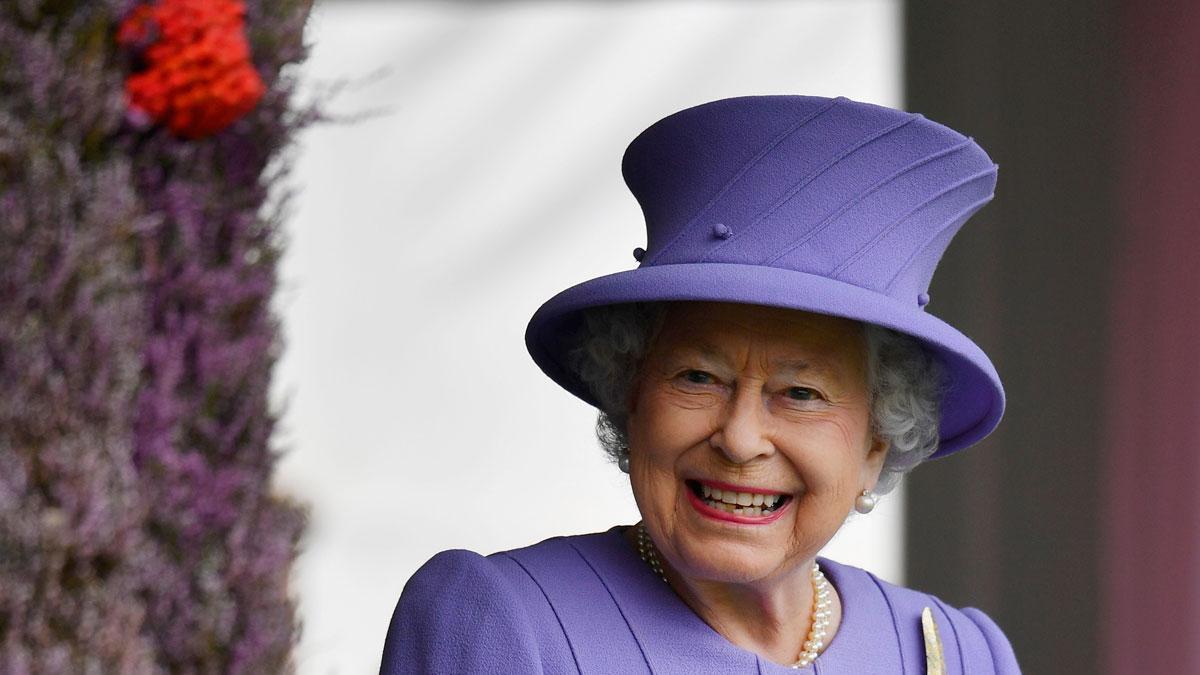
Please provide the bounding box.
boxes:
[0,0,325,671]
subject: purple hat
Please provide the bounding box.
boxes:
[525,95,1002,458]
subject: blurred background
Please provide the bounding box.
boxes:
[270,1,1199,674]
[274,1,904,672]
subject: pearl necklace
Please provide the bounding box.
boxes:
[634,522,832,669]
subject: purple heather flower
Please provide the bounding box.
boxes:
[1,0,328,670]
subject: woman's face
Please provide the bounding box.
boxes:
[626,301,888,586]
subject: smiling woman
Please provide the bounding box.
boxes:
[623,303,884,665]
[627,304,880,564]
[572,301,944,502]
[380,95,1021,673]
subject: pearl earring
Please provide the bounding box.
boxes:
[617,447,631,474]
[854,489,877,514]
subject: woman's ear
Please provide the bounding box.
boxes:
[625,356,652,416]
[862,436,889,487]
[625,372,643,416]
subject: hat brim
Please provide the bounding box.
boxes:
[525,263,1003,458]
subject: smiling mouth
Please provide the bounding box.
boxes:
[685,480,792,517]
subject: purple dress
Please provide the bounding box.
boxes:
[381,526,1020,674]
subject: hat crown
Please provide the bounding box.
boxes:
[621,95,997,308]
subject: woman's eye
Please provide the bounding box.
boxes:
[680,370,716,385]
[785,387,822,401]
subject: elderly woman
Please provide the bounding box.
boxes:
[381,95,1019,673]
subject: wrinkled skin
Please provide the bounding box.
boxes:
[623,301,888,666]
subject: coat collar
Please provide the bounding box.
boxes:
[563,526,908,674]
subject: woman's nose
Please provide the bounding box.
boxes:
[709,384,774,463]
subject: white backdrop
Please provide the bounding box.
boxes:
[273,1,902,672]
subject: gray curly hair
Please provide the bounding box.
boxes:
[566,302,945,497]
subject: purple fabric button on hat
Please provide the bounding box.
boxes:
[525,94,1004,458]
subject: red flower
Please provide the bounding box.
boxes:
[118,0,265,139]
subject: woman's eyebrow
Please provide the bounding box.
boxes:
[673,341,732,367]
[773,357,832,374]
[682,342,835,376]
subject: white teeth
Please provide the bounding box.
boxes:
[694,482,787,516]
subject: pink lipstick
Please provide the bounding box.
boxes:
[684,479,794,525]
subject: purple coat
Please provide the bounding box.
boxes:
[381,526,1020,674]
